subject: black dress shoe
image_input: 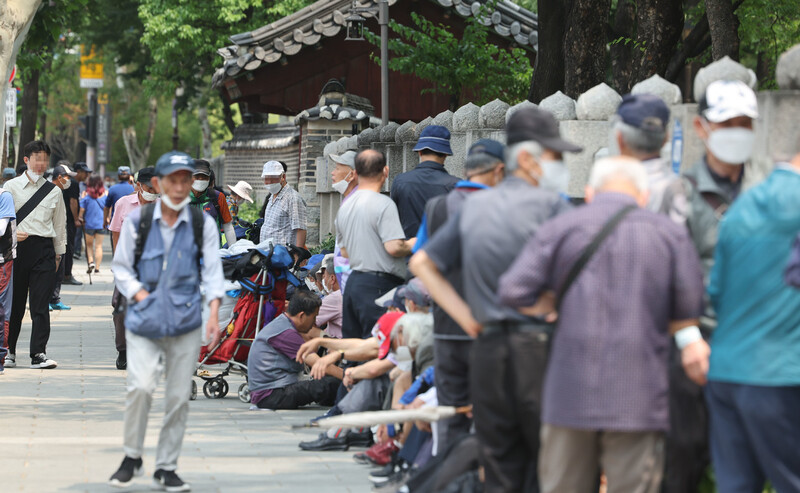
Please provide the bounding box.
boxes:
[116,350,127,370]
[347,429,374,448]
[63,276,83,286]
[298,432,349,451]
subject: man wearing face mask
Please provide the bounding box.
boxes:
[260,160,307,249]
[329,150,358,293]
[48,164,78,312]
[107,167,159,370]
[316,255,343,338]
[189,160,236,247]
[3,140,66,370]
[109,152,224,491]
[409,107,580,493]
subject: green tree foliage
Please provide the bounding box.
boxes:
[737,0,800,88]
[370,11,532,108]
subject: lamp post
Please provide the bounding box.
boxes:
[345,0,389,126]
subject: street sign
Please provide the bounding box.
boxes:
[80,45,104,89]
[5,88,16,127]
[97,93,111,164]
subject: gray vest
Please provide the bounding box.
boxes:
[247,314,305,393]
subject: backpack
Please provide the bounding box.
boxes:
[133,203,205,273]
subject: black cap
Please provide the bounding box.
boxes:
[617,94,670,132]
[506,107,582,153]
[193,159,212,176]
[136,167,156,184]
[72,162,91,173]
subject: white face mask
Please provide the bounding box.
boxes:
[27,170,42,182]
[393,346,413,372]
[532,159,569,195]
[704,125,755,165]
[140,190,159,202]
[265,182,282,195]
[161,194,191,212]
[332,170,353,195]
[192,179,209,192]
[61,178,71,189]
[305,278,320,294]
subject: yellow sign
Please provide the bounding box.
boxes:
[98,93,109,104]
[80,45,104,88]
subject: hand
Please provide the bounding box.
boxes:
[55,256,61,271]
[295,338,323,363]
[681,339,711,386]
[205,314,221,348]
[75,218,83,228]
[309,353,337,380]
[343,367,356,389]
[375,425,389,444]
[461,317,484,338]
[133,289,150,303]
[519,290,559,323]
[16,231,28,242]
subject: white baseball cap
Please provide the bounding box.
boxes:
[700,80,759,123]
[261,160,284,177]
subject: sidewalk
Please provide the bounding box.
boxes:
[1,252,372,492]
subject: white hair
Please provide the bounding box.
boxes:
[391,313,433,350]
[588,156,649,193]
[505,141,544,172]
[611,116,666,156]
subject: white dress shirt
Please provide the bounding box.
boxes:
[3,172,67,255]
[112,200,225,304]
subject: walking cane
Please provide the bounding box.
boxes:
[83,228,92,285]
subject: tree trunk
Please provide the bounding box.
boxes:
[563,0,612,98]
[610,0,636,93]
[529,0,567,102]
[122,97,158,170]
[705,0,740,60]
[633,0,683,84]
[198,106,212,159]
[16,67,40,168]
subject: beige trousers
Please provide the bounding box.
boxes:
[539,424,665,493]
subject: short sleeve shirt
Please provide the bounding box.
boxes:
[106,182,135,216]
[260,185,307,246]
[390,161,460,238]
[108,193,141,233]
[63,180,80,224]
[80,195,107,230]
[335,189,407,279]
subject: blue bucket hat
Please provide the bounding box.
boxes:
[413,125,453,155]
[155,151,194,177]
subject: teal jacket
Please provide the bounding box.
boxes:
[708,166,800,385]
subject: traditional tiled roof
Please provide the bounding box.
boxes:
[212,0,539,88]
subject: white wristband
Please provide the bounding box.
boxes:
[674,325,702,350]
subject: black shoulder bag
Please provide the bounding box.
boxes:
[16,181,56,225]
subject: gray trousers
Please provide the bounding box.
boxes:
[124,328,201,471]
[539,425,664,493]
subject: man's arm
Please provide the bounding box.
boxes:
[103,206,112,228]
[52,190,67,257]
[384,238,416,258]
[348,358,395,382]
[111,215,146,300]
[304,352,344,380]
[293,229,306,249]
[70,197,80,227]
[296,336,378,363]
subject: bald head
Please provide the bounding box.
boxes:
[585,156,649,206]
[355,149,386,179]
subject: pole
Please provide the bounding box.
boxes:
[87,88,97,171]
[379,0,389,126]
[171,97,179,151]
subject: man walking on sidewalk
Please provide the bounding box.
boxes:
[0,184,16,374]
[3,140,66,370]
[110,152,224,491]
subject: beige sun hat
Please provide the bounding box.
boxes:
[226,181,254,203]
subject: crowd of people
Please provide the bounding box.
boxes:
[1,76,798,493]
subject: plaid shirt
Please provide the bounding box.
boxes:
[260,184,307,246]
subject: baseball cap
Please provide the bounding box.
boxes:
[155,151,195,177]
[506,107,583,153]
[52,164,77,178]
[117,166,131,176]
[2,168,15,179]
[261,160,284,177]
[72,162,91,173]
[468,139,505,161]
[330,150,357,169]
[136,167,156,184]
[616,94,670,132]
[699,80,759,123]
[413,125,453,155]
[375,287,401,309]
[193,159,212,176]
[396,278,431,307]
[372,312,405,359]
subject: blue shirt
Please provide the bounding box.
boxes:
[708,167,800,386]
[80,195,107,230]
[391,161,459,239]
[106,181,135,218]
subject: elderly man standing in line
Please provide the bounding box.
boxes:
[410,107,581,493]
[104,166,134,229]
[4,140,66,370]
[702,152,800,492]
[497,156,706,493]
[329,150,358,293]
[391,125,459,239]
[337,150,415,340]
[260,160,307,249]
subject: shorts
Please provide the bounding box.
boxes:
[85,229,105,236]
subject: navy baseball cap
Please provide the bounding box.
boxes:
[468,139,505,161]
[136,167,156,184]
[155,151,194,177]
[72,162,91,173]
[413,125,453,155]
[117,166,131,176]
[506,107,582,152]
[617,94,670,132]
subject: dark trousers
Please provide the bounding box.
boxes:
[662,343,709,493]
[50,254,64,304]
[74,225,83,256]
[434,338,473,449]
[706,380,800,493]
[112,286,127,352]
[341,271,402,339]
[8,236,56,358]
[64,223,75,278]
[471,329,549,493]
[255,376,340,410]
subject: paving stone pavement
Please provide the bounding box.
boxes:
[1,251,373,493]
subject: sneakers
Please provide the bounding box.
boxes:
[116,350,127,370]
[298,432,349,451]
[50,301,72,310]
[364,440,400,466]
[87,262,96,274]
[31,353,57,369]
[109,456,143,488]
[4,354,15,368]
[153,469,190,492]
[369,459,409,486]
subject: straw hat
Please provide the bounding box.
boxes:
[226,181,254,203]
